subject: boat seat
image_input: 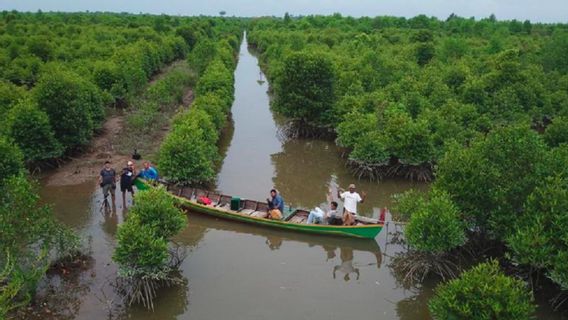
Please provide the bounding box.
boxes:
[180,187,194,200]
[289,216,307,224]
[168,185,183,196]
[239,209,255,215]
[208,193,221,205]
[217,195,233,207]
[194,189,208,199]
[251,211,268,218]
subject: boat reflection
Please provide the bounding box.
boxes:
[177,212,382,281]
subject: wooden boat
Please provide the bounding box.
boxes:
[134,179,383,239]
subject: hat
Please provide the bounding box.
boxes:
[127,161,134,166]
[348,184,356,189]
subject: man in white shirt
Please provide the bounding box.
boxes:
[338,184,366,226]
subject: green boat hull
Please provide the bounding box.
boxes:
[135,179,383,239]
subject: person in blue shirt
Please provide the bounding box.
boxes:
[139,161,158,181]
[266,189,284,219]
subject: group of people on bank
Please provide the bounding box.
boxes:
[266,183,367,226]
[98,159,158,209]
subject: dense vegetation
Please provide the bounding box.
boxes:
[158,31,241,185]
[429,260,535,320]
[248,14,568,315]
[113,186,187,309]
[0,137,79,318]
[248,14,568,180]
[0,11,244,163]
[0,11,243,315]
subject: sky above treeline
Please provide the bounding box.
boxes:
[0,0,566,23]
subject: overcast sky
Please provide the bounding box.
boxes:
[0,0,566,23]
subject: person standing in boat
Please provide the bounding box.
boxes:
[338,184,366,226]
[267,188,284,220]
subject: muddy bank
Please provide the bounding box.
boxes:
[45,64,194,187]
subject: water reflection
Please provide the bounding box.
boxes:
[178,213,382,281]
[271,139,428,217]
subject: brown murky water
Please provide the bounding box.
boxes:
[37,34,562,320]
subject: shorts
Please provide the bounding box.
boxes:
[328,217,343,225]
[102,183,116,197]
[120,183,133,193]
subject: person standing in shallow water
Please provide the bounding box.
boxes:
[99,161,117,205]
[120,160,136,209]
[338,184,366,226]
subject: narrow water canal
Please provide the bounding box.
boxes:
[36,35,562,320]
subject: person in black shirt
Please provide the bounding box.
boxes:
[99,161,116,205]
[120,161,136,209]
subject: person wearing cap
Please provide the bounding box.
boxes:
[120,160,136,208]
[338,184,366,225]
[267,188,284,220]
[99,161,117,204]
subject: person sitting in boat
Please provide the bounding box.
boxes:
[338,184,366,226]
[138,161,159,181]
[267,189,284,220]
[327,201,342,225]
[307,206,325,224]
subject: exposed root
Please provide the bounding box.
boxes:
[346,159,433,182]
[115,271,185,310]
[390,250,462,288]
[277,120,336,141]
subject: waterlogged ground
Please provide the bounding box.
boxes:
[35,35,562,320]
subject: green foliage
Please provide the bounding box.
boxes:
[195,59,234,105]
[128,186,187,239]
[6,101,62,162]
[34,65,104,150]
[507,176,568,289]
[0,137,24,185]
[0,81,27,114]
[336,111,377,149]
[159,110,218,184]
[392,189,427,222]
[0,175,80,314]
[436,125,547,237]
[113,221,169,276]
[405,190,466,253]
[543,116,568,147]
[275,50,335,125]
[349,131,390,165]
[429,260,536,320]
[188,39,218,74]
[416,43,435,66]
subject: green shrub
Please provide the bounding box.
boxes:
[128,186,187,239]
[436,125,548,237]
[429,260,535,320]
[336,111,378,149]
[113,221,169,276]
[0,81,27,114]
[349,131,390,165]
[6,101,62,162]
[274,50,335,125]
[507,175,568,290]
[544,116,568,148]
[405,190,466,253]
[392,189,427,222]
[159,113,218,184]
[34,65,104,149]
[0,137,24,185]
[192,92,229,131]
[195,59,234,104]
